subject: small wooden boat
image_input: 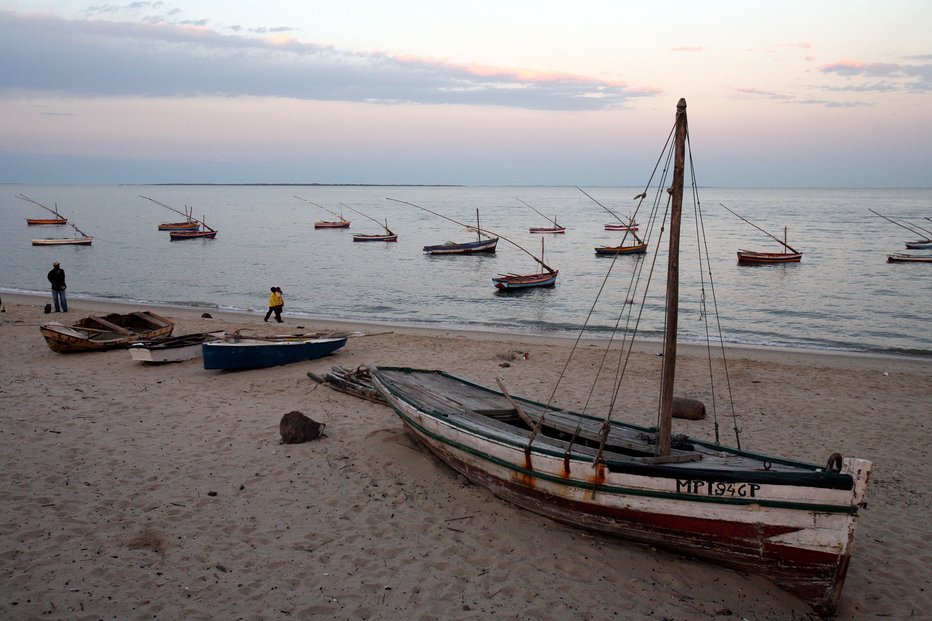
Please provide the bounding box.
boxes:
[517,198,566,234]
[294,195,352,228]
[372,101,872,616]
[40,311,174,353]
[17,194,68,225]
[387,199,498,254]
[158,221,200,231]
[869,209,932,250]
[202,335,347,370]
[594,242,648,255]
[129,331,225,363]
[341,204,397,242]
[169,227,218,240]
[904,239,932,249]
[721,203,802,265]
[604,222,639,231]
[737,249,803,264]
[492,270,558,290]
[31,220,93,246]
[887,253,932,263]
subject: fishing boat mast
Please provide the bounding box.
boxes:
[657,97,687,457]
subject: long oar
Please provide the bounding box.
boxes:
[868,208,932,238]
[16,194,65,218]
[387,197,556,273]
[294,195,349,223]
[515,197,559,227]
[340,203,393,235]
[720,203,799,254]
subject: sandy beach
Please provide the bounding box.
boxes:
[1,292,929,620]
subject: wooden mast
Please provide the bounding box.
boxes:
[719,203,800,254]
[16,194,67,219]
[658,98,688,457]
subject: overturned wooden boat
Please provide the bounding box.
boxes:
[202,334,348,370]
[372,100,871,616]
[129,331,225,363]
[40,311,174,353]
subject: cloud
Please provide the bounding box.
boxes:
[671,46,704,52]
[0,10,658,111]
[819,59,931,93]
[736,88,869,108]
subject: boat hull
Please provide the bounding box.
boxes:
[887,253,932,263]
[904,240,932,249]
[169,230,217,240]
[158,221,199,231]
[40,311,174,353]
[202,337,347,370]
[129,332,224,363]
[492,271,558,290]
[423,238,498,254]
[315,221,351,229]
[353,234,398,242]
[737,250,802,264]
[370,367,872,616]
[27,218,67,225]
[604,223,639,231]
[594,243,648,255]
[529,227,566,234]
[31,237,93,246]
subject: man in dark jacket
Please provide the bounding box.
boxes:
[47,261,68,312]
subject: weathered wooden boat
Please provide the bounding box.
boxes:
[736,249,803,264]
[169,227,217,240]
[887,253,932,263]
[17,194,68,225]
[517,198,566,234]
[31,220,93,246]
[202,335,347,370]
[340,204,398,242]
[604,222,639,231]
[594,242,648,255]
[387,199,498,254]
[492,270,558,290]
[158,221,200,231]
[868,208,932,250]
[128,331,225,363]
[904,239,932,249]
[371,100,871,616]
[721,203,802,265]
[40,311,174,353]
[294,195,352,228]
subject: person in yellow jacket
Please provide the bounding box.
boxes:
[264,286,284,323]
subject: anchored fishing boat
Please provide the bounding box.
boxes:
[141,196,218,240]
[388,199,497,254]
[371,99,871,616]
[887,253,932,263]
[869,209,932,249]
[340,204,398,242]
[31,220,93,246]
[18,194,68,225]
[721,203,802,264]
[294,195,352,228]
[517,198,566,234]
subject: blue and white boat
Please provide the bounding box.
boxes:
[202,335,347,370]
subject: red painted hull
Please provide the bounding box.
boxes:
[529,226,566,234]
[169,230,217,240]
[27,218,67,225]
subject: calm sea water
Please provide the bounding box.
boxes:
[2,185,930,356]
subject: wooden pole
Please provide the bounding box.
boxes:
[719,203,799,254]
[658,98,688,458]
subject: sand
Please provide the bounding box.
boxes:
[0,293,929,620]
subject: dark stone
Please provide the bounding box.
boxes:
[672,397,706,420]
[201,312,213,319]
[279,410,325,444]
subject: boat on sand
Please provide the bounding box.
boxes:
[40,311,174,353]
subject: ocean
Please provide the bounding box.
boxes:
[2,184,930,356]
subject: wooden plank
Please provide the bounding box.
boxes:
[86,316,132,335]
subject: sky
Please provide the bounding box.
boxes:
[1,1,930,186]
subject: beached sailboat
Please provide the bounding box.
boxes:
[869,209,932,249]
[721,203,802,264]
[387,199,497,254]
[340,204,398,242]
[294,195,352,229]
[17,194,68,225]
[517,198,566,234]
[140,196,218,240]
[370,99,871,616]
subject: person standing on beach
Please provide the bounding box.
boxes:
[47,261,68,312]
[264,287,284,323]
